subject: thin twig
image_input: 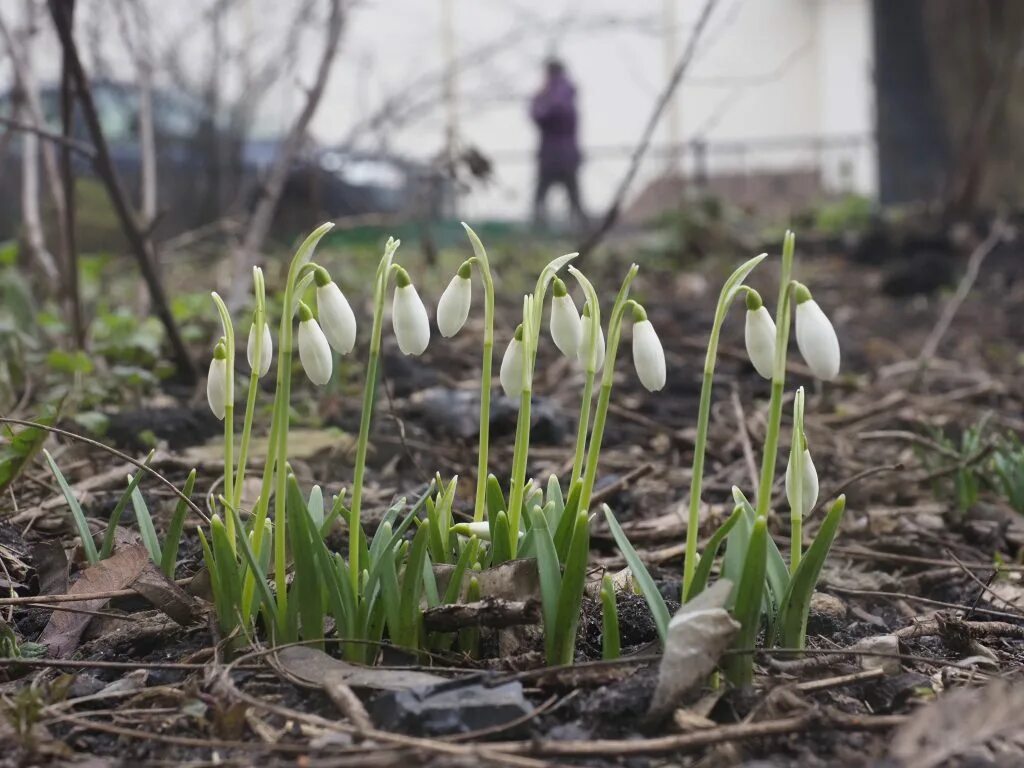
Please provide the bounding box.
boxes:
[577,0,719,256]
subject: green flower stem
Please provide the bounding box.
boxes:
[755,231,796,521]
[570,370,595,488]
[567,269,602,488]
[505,251,578,554]
[506,295,534,555]
[681,252,768,600]
[233,267,266,512]
[348,237,400,590]
[789,386,805,573]
[245,223,334,628]
[211,292,236,547]
[578,266,637,514]
[462,224,495,523]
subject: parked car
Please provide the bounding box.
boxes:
[0,79,452,243]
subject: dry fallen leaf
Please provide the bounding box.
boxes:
[648,579,740,718]
[275,646,446,692]
[39,543,150,657]
[890,679,1024,768]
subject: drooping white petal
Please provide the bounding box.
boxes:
[246,322,273,378]
[393,283,431,355]
[298,318,333,386]
[550,293,582,358]
[632,319,666,392]
[795,299,840,381]
[499,337,525,399]
[317,281,357,355]
[785,448,819,518]
[744,306,776,379]
[207,357,227,420]
[577,312,605,372]
[437,275,472,337]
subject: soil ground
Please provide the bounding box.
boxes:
[3,231,1024,766]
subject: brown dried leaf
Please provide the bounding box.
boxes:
[131,562,200,626]
[275,646,446,692]
[890,680,1024,768]
[38,544,149,657]
[648,579,739,719]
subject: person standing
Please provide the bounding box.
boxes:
[530,58,587,229]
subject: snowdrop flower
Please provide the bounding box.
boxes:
[207,340,228,420]
[499,324,525,399]
[314,267,357,355]
[392,267,430,355]
[549,277,581,358]
[743,290,776,379]
[246,321,273,378]
[631,304,666,392]
[577,302,605,373]
[794,283,840,381]
[785,444,819,518]
[437,261,472,338]
[297,301,333,386]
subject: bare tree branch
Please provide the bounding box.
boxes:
[229,0,345,299]
[577,0,719,257]
[48,0,197,383]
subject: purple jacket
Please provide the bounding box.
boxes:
[530,74,581,173]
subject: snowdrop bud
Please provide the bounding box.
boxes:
[297,302,333,386]
[794,284,840,381]
[549,277,582,358]
[246,321,273,378]
[314,266,357,355]
[437,261,472,338]
[207,341,228,420]
[499,324,525,399]
[631,304,666,392]
[392,267,430,355]
[451,521,492,541]
[743,290,776,379]
[785,446,819,518]
[577,302,605,373]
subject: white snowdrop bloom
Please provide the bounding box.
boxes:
[499,325,525,399]
[315,268,357,355]
[785,447,819,518]
[392,268,431,355]
[297,302,333,386]
[207,342,228,420]
[631,305,666,392]
[743,291,776,379]
[577,303,605,373]
[246,321,273,378]
[549,277,581,358]
[437,262,472,338]
[794,284,840,381]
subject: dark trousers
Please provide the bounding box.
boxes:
[533,165,587,228]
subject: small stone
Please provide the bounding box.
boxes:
[810,592,847,621]
[852,634,901,675]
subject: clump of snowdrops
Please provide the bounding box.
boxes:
[199,223,666,664]
[605,230,847,685]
